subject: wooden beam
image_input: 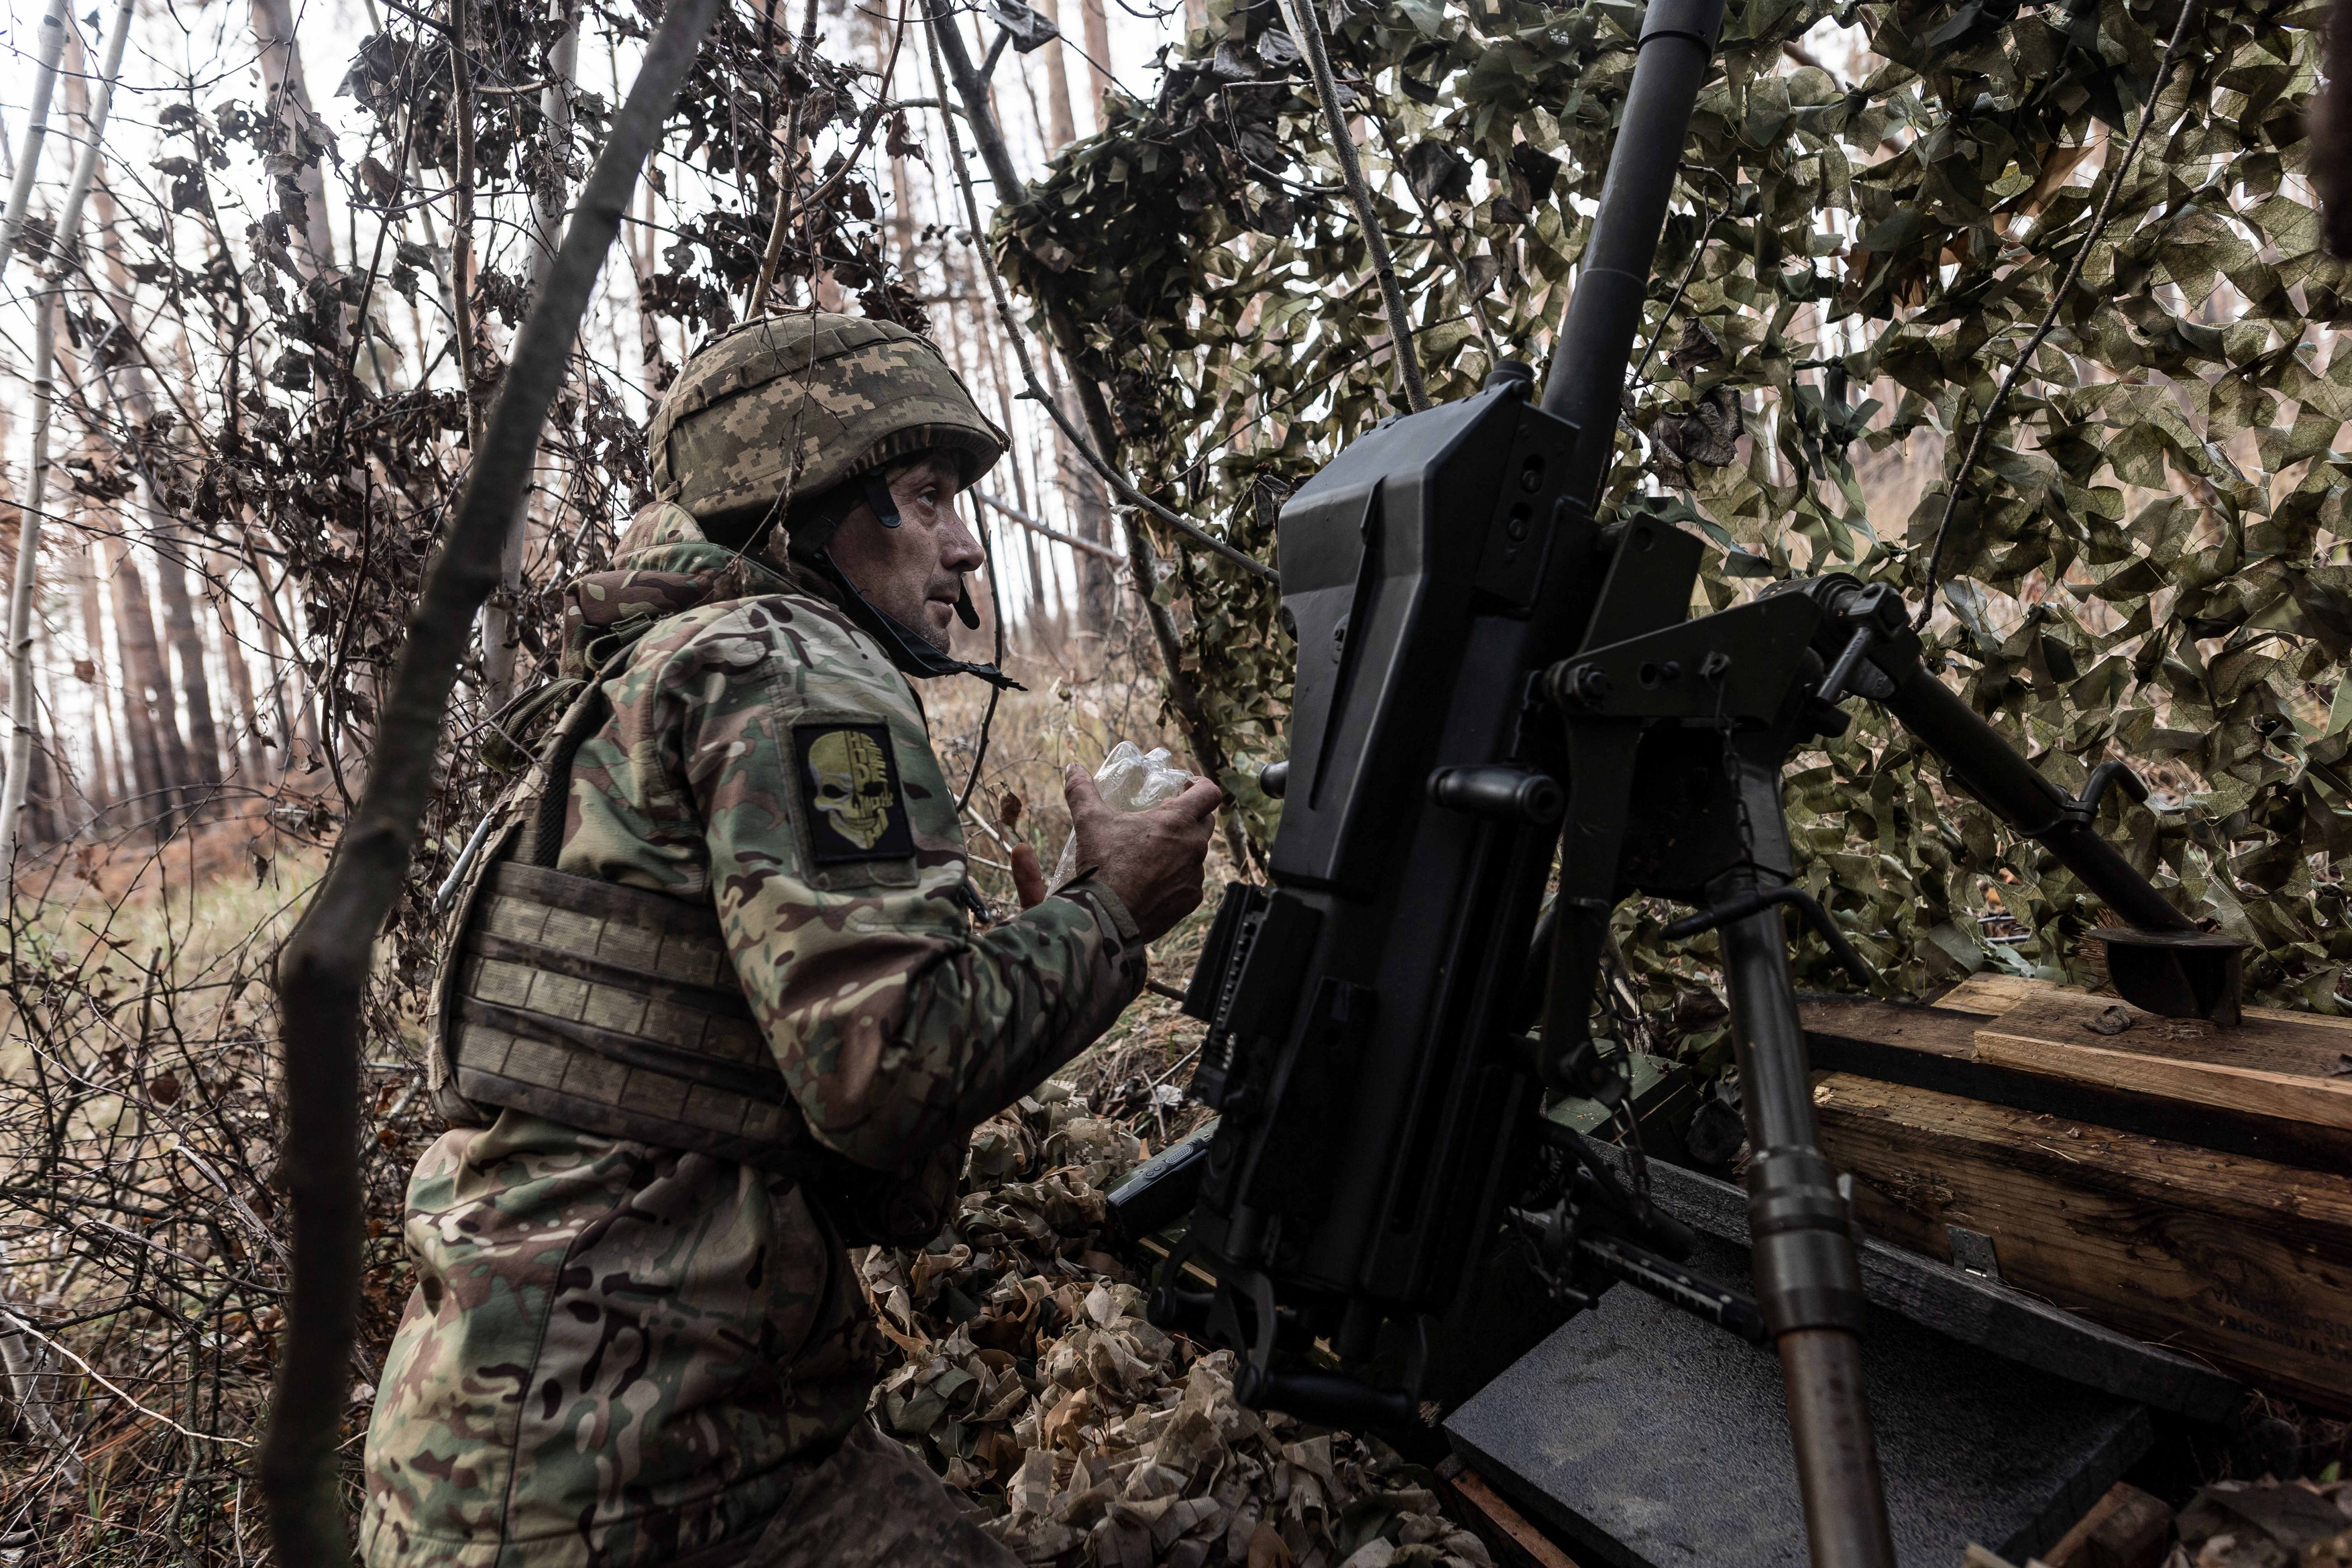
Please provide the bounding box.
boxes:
[1937,969,2352,1036]
[1934,972,2046,1016]
[1801,995,2352,1172]
[2043,1482,2172,1568]
[1813,1072,2352,1411]
[1976,989,2352,1135]
[1437,1455,1587,1568]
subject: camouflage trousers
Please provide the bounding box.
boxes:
[729,1420,1014,1568]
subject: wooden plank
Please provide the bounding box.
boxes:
[1936,969,2352,1036]
[1803,997,2352,1172]
[1803,993,1983,1059]
[1935,972,2046,1015]
[1988,989,2352,1079]
[1976,1031,2352,1134]
[2043,1482,2172,1568]
[1438,1456,1588,1568]
[1812,1072,2352,1411]
[1975,991,2352,1142]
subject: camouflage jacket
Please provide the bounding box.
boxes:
[360,505,1147,1568]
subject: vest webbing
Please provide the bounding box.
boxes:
[433,677,958,1243]
[444,858,816,1172]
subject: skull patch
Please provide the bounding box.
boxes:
[794,722,914,862]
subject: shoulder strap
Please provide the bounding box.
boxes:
[526,682,614,869]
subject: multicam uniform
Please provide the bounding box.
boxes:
[361,319,1149,1568]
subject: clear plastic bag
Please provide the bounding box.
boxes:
[1052,741,1192,885]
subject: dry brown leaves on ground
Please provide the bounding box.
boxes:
[856,1084,1492,1568]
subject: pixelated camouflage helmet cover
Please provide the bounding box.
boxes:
[647,313,1007,523]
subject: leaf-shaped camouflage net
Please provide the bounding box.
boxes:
[995,0,2352,1025]
[863,1086,1496,1567]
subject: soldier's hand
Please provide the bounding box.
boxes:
[1064,765,1223,944]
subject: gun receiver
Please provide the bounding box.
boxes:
[1147,1,2234,1563]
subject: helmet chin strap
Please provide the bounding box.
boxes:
[778,472,1013,690]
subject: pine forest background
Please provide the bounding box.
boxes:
[0,0,2343,1553]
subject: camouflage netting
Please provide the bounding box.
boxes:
[857,1084,1494,1568]
[994,0,2352,1035]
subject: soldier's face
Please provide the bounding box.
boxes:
[828,452,987,653]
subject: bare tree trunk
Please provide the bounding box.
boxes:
[614,39,670,395]
[241,532,317,779]
[1033,0,1080,149]
[1,0,132,884]
[103,537,179,831]
[480,0,581,710]
[1041,345,1117,640]
[630,177,668,391]
[448,0,484,430]
[956,17,1102,636]
[1077,0,1113,123]
[100,533,170,822]
[150,518,225,805]
[57,24,221,820]
[966,281,1047,624]
[211,577,268,781]
[0,1305,78,1486]
[0,0,68,282]
[888,144,921,275]
[1022,427,1062,628]
[247,560,298,774]
[22,704,60,846]
[249,0,340,280]
[72,545,116,816]
[0,474,27,859]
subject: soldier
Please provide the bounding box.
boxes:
[360,313,1221,1568]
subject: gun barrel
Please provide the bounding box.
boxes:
[1541,0,1727,496]
[1879,656,2193,933]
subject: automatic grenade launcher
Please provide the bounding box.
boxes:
[1116,3,2238,1565]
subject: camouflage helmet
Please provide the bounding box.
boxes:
[647,313,1007,526]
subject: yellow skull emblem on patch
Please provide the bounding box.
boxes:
[805,728,895,850]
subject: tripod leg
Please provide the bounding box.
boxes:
[1717,902,1894,1568]
[1707,721,1896,1568]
